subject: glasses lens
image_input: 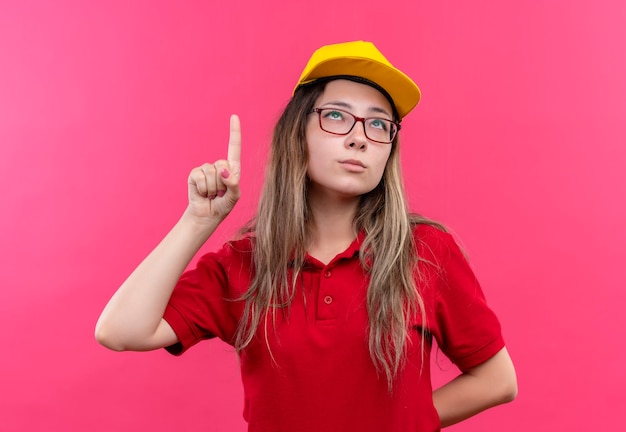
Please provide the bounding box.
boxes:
[364,118,396,143]
[318,108,396,143]
[319,109,355,135]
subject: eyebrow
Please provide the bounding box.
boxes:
[320,101,393,119]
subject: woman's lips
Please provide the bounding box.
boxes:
[339,159,366,172]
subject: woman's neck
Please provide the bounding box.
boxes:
[307,193,360,264]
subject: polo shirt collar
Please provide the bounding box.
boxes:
[301,230,365,269]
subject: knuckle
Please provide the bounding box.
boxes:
[213,160,228,170]
[201,163,216,174]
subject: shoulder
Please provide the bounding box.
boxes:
[411,222,477,281]
[185,235,255,299]
[194,235,255,273]
[412,222,457,260]
[224,235,255,254]
[413,222,448,243]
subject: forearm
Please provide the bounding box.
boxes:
[433,348,518,427]
[95,210,219,351]
[96,115,242,351]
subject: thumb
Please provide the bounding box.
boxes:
[220,167,241,197]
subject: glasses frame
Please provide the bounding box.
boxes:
[310,108,401,144]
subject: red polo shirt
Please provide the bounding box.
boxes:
[163,224,505,432]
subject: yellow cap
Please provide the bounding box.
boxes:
[294,41,421,119]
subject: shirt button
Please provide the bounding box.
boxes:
[324,270,331,278]
[323,295,333,304]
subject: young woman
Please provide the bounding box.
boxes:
[96,41,517,431]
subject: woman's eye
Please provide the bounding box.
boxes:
[370,119,388,131]
[325,110,344,120]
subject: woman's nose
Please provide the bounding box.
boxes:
[346,120,368,150]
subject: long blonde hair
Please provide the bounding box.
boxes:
[234,79,443,390]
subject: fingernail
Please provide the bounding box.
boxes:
[220,169,230,179]
[217,190,225,197]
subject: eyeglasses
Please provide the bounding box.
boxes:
[310,108,401,144]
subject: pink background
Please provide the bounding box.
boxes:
[1,1,625,430]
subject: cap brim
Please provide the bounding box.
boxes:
[297,57,420,119]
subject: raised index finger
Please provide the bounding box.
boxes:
[227,114,241,165]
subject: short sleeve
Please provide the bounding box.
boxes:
[416,225,505,371]
[163,239,252,355]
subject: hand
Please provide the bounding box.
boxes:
[186,114,242,224]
